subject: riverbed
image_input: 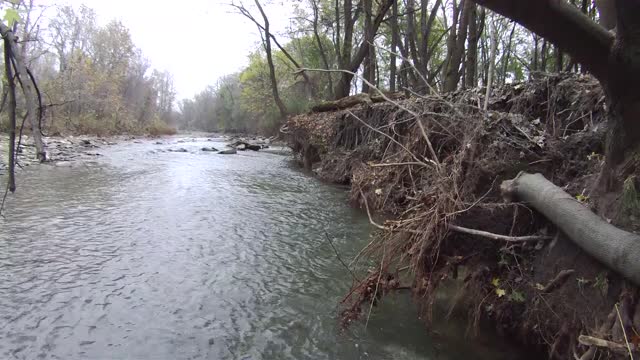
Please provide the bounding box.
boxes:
[0,136,526,359]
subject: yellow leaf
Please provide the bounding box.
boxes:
[535,283,545,290]
[491,277,500,287]
[375,188,383,196]
[496,288,506,297]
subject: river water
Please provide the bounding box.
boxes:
[0,136,524,359]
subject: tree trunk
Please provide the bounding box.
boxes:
[554,45,564,73]
[334,0,393,99]
[389,0,398,92]
[501,172,640,286]
[444,0,472,92]
[5,38,17,192]
[335,0,355,98]
[500,22,516,85]
[483,21,498,110]
[312,0,334,98]
[361,0,374,93]
[599,3,640,192]
[540,39,548,74]
[254,0,287,119]
[464,3,479,88]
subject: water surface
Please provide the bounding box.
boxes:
[1,137,523,359]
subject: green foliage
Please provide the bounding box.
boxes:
[3,7,19,27]
[509,290,526,303]
[593,272,609,296]
[622,176,640,214]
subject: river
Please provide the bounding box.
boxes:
[0,136,525,359]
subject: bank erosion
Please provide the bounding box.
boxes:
[285,73,640,359]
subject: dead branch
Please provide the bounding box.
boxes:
[578,335,638,355]
[325,231,359,282]
[448,224,551,242]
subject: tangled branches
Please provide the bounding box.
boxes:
[287,73,608,342]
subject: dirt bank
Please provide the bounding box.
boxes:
[285,74,640,359]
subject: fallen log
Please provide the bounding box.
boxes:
[501,172,640,286]
[311,93,372,112]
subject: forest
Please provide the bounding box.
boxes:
[0,1,178,137]
[179,0,599,134]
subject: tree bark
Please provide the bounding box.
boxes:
[464,3,479,88]
[501,172,640,286]
[483,21,498,110]
[5,38,17,192]
[389,0,399,92]
[254,0,287,119]
[361,0,374,93]
[444,0,472,92]
[312,0,334,97]
[500,23,516,85]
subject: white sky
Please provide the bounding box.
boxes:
[40,0,296,100]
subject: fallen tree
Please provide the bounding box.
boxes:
[502,172,640,286]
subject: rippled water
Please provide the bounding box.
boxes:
[0,137,525,359]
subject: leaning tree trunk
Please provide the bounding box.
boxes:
[501,172,640,286]
[4,38,17,192]
[0,23,45,161]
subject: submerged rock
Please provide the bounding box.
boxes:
[217,148,237,155]
[168,148,189,153]
[201,147,219,152]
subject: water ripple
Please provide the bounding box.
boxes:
[0,138,523,360]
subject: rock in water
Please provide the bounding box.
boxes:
[201,147,219,152]
[217,148,237,155]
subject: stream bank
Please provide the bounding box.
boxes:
[285,73,639,359]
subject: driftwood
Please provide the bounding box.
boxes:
[501,172,640,286]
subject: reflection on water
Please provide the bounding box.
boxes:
[0,137,524,359]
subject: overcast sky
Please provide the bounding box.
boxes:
[41,0,295,100]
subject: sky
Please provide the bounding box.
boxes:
[42,0,296,100]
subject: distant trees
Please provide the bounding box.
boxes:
[1,3,176,136]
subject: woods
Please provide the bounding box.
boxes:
[0,2,177,138]
[180,0,604,135]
